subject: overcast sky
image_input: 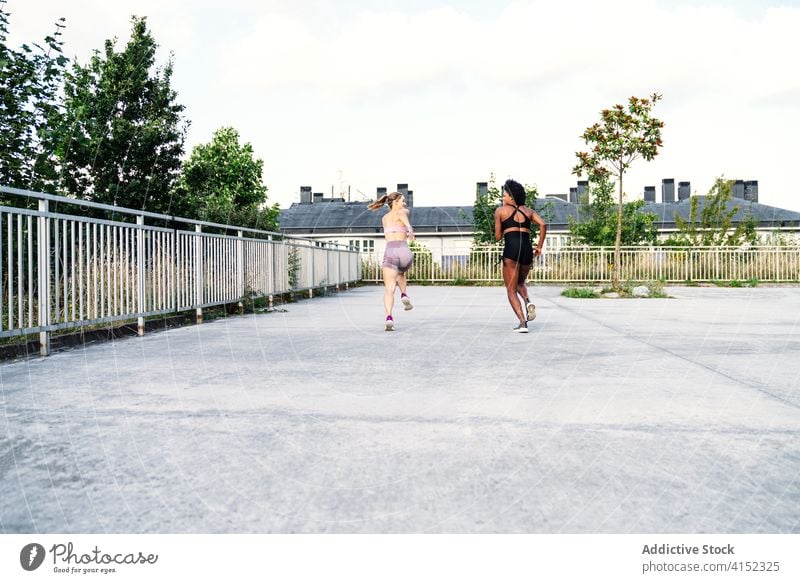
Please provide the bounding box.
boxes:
[6,0,800,211]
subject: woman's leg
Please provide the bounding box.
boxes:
[383,267,398,316]
[516,263,536,320]
[397,272,413,309]
[397,272,408,295]
[502,259,526,324]
[516,263,531,303]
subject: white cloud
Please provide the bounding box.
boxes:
[4,0,196,64]
[3,0,799,210]
[218,0,800,104]
[220,7,476,94]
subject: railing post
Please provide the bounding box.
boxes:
[237,229,244,299]
[281,237,287,294]
[322,243,327,287]
[267,234,274,308]
[772,246,777,281]
[38,199,50,356]
[195,224,203,324]
[309,243,315,299]
[336,244,341,290]
[136,216,145,336]
[321,243,327,295]
[685,250,690,282]
[600,246,606,283]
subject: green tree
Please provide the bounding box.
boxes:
[573,93,664,290]
[0,1,67,193]
[471,173,539,244]
[568,177,657,246]
[471,174,502,245]
[54,16,186,214]
[172,127,279,230]
[664,177,758,246]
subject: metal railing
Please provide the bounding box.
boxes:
[0,186,360,355]
[361,245,800,283]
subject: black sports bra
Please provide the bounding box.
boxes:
[500,205,532,231]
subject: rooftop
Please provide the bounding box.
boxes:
[279,196,800,234]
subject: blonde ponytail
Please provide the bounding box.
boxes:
[368,195,389,211]
[368,191,403,212]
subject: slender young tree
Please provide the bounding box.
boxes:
[665,177,758,247]
[472,174,502,245]
[568,176,657,246]
[573,93,664,289]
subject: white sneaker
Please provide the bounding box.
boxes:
[385,318,394,332]
[402,295,413,311]
[526,302,536,321]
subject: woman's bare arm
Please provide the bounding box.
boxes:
[529,209,547,255]
[400,209,415,241]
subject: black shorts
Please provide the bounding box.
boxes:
[502,231,533,265]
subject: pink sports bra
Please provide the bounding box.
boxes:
[384,225,408,234]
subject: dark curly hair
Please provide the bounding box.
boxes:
[503,179,526,206]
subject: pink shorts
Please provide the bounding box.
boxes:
[382,241,413,273]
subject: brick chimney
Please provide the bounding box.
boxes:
[678,181,690,201]
[476,182,488,200]
[397,183,410,207]
[661,178,675,203]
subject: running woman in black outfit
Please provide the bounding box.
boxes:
[494,179,547,333]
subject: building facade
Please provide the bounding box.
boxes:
[279,182,800,263]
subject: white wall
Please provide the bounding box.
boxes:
[293,226,800,259]
[303,230,575,261]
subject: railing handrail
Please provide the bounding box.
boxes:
[0,185,356,251]
[461,244,799,251]
[360,245,800,283]
[0,196,362,350]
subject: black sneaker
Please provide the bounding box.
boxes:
[513,323,528,333]
[526,302,536,321]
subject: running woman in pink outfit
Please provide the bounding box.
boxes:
[368,191,415,331]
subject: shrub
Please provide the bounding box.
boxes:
[561,287,600,299]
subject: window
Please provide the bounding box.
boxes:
[348,239,375,252]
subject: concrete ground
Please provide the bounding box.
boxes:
[1,285,799,533]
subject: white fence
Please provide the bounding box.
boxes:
[0,186,360,355]
[361,245,800,283]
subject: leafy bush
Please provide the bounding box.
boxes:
[561,287,600,299]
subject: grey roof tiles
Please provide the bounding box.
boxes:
[279,196,800,233]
